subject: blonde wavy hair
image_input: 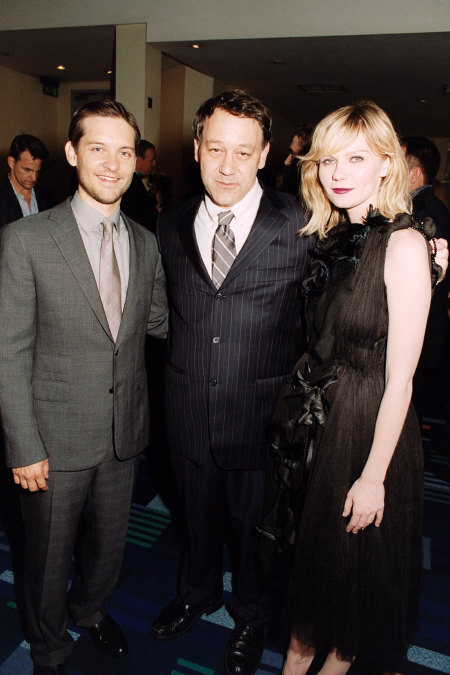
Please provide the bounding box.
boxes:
[300,101,411,239]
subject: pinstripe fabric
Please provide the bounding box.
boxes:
[157,184,311,471]
[172,451,268,622]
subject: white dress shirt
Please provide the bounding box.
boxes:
[71,192,129,310]
[194,180,263,278]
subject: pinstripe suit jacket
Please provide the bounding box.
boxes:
[157,185,310,470]
[0,198,168,471]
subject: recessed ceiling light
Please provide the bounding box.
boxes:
[192,44,200,49]
[106,69,113,75]
[56,65,66,71]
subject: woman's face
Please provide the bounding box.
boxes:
[318,131,390,223]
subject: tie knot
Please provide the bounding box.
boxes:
[218,210,234,229]
[101,219,115,240]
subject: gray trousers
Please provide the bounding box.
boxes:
[21,453,138,667]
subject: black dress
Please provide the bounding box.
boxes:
[267,212,438,671]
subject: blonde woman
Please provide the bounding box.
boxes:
[271,102,446,675]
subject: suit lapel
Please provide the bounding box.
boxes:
[176,197,213,287]
[46,199,112,339]
[176,189,288,290]
[116,215,143,345]
[221,188,288,288]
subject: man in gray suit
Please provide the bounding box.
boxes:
[0,100,168,675]
[151,90,310,675]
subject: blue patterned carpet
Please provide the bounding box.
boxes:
[1,421,449,675]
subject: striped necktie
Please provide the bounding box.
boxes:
[212,210,236,288]
[99,219,122,341]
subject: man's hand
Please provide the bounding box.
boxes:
[12,459,49,492]
[435,237,448,281]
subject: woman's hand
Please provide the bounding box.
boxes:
[342,476,385,533]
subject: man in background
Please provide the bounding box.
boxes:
[276,122,313,196]
[121,138,158,231]
[0,133,55,227]
[402,136,450,426]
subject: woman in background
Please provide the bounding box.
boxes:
[274,101,442,675]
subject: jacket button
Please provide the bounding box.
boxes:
[109,387,114,394]
[215,292,223,300]
[212,336,220,344]
[209,378,217,386]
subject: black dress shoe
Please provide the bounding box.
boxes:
[224,624,265,675]
[150,596,223,640]
[86,613,128,657]
[34,665,66,675]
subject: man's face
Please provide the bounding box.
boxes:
[136,147,156,176]
[290,134,306,156]
[7,150,43,194]
[65,116,136,216]
[194,109,270,207]
[401,145,423,192]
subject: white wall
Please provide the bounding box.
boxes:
[2,0,449,38]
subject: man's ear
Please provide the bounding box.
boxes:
[193,138,200,163]
[7,156,15,172]
[258,143,270,170]
[65,141,77,167]
[409,165,423,191]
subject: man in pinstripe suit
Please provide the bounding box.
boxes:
[151,90,310,675]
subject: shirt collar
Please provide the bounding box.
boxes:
[9,176,35,201]
[71,191,122,236]
[204,180,262,226]
[411,184,432,199]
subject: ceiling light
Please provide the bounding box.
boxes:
[192,44,200,49]
[56,65,66,71]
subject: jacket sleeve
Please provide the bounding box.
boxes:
[0,226,48,467]
[146,246,169,339]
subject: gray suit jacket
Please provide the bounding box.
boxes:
[158,185,310,470]
[0,198,168,470]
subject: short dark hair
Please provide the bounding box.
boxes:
[68,99,141,152]
[293,123,314,141]
[9,134,49,161]
[137,140,155,158]
[402,136,441,184]
[193,89,272,147]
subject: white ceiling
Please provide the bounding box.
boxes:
[0,27,449,137]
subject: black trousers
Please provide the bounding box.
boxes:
[21,453,138,667]
[171,450,270,627]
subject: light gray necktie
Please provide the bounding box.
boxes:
[99,219,122,341]
[212,210,236,288]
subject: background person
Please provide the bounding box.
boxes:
[402,136,450,427]
[0,133,55,227]
[121,139,158,231]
